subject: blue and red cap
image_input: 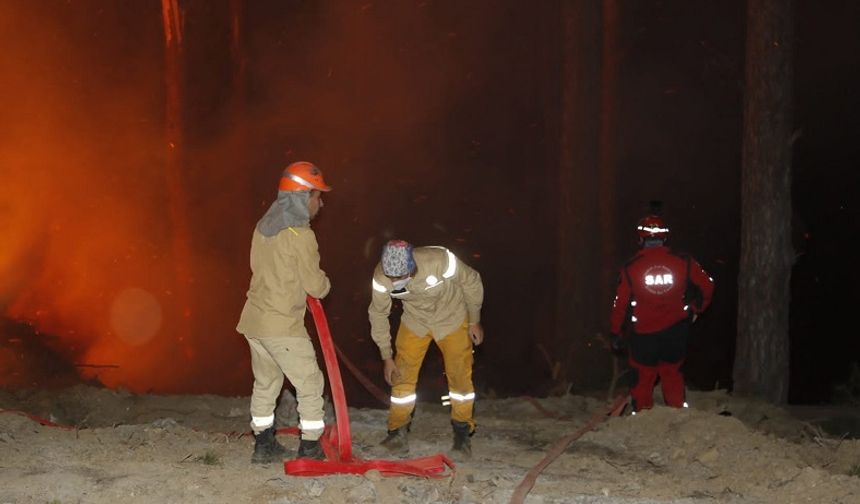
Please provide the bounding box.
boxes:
[381,240,416,277]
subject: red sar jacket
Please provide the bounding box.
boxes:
[610,246,714,336]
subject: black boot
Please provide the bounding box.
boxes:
[451,421,473,457]
[380,425,409,453]
[297,438,325,460]
[251,427,288,464]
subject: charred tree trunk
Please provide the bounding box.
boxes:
[555,0,603,392]
[597,0,619,308]
[229,0,255,239]
[161,0,194,358]
[733,0,795,403]
[229,0,246,92]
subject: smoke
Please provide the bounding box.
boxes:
[1,1,560,398]
[0,2,196,392]
[234,2,514,399]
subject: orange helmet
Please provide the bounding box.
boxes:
[637,214,669,240]
[278,161,332,192]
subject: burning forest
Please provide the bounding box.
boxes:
[1,1,860,503]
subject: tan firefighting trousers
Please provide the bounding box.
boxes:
[245,335,325,441]
[388,320,476,432]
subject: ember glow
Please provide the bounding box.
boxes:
[0,2,250,393]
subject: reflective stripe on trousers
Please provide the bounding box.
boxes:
[388,320,475,431]
[245,335,326,440]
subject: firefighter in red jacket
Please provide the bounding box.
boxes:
[610,213,714,412]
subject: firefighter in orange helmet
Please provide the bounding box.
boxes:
[610,206,714,413]
[237,161,332,463]
[368,240,484,457]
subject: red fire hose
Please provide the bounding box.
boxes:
[0,409,75,429]
[283,297,455,477]
[508,394,628,504]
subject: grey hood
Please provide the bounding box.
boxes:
[256,191,311,237]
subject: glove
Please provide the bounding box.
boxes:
[610,334,625,352]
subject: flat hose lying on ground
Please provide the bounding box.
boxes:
[0,409,75,429]
[509,394,628,504]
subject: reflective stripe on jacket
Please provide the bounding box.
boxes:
[368,246,483,359]
[610,246,713,335]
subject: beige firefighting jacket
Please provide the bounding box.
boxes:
[236,226,330,338]
[368,246,483,359]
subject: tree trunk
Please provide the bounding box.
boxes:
[161,0,194,359]
[556,0,604,391]
[229,0,254,231]
[733,0,795,403]
[597,0,619,308]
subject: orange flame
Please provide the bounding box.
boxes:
[0,2,250,394]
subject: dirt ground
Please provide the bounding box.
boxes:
[1,385,859,504]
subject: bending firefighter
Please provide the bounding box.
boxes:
[610,211,714,413]
[368,240,484,456]
[236,161,333,464]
